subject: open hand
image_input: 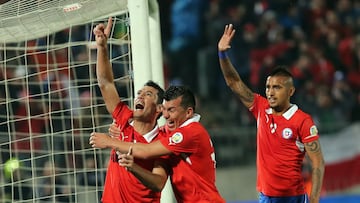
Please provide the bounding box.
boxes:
[218,24,236,52]
[89,132,113,148]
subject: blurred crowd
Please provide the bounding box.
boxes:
[0,21,115,202]
[158,0,360,131]
[2,0,360,201]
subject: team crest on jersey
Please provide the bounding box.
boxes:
[310,125,318,136]
[169,132,183,145]
[282,128,293,139]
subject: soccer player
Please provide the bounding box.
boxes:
[93,17,168,203]
[90,85,225,203]
[217,24,325,203]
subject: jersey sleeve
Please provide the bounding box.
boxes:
[249,94,267,119]
[300,116,320,143]
[159,127,199,155]
[112,102,133,127]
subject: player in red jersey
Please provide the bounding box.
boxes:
[93,17,168,203]
[217,24,325,203]
[90,85,225,203]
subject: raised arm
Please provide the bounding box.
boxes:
[93,17,121,113]
[304,140,325,203]
[218,24,254,108]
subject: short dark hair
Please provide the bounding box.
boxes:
[164,85,196,111]
[144,80,164,105]
[269,66,293,78]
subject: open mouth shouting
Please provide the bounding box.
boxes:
[134,102,144,111]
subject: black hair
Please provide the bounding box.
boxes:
[144,80,164,105]
[164,85,196,111]
[269,66,295,88]
[144,80,164,120]
[269,66,293,78]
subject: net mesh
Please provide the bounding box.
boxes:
[0,0,128,43]
[0,5,132,202]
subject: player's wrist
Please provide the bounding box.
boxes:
[218,50,228,59]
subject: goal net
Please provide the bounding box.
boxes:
[0,0,167,202]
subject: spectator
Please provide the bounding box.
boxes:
[167,0,209,93]
[37,160,75,202]
[331,71,355,122]
[350,91,360,122]
[4,158,33,202]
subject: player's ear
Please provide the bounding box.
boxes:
[185,107,194,119]
[156,104,163,113]
[289,86,295,97]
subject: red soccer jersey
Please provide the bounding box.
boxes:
[249,94,319,197]
[101,102,165,203]
[159,114,225,203]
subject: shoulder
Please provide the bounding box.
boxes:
[181,122,207,134]
[167,123,209,143]
[293,107,313,122]
[293,108,320,142]
[112,101,132,119]
[250,94,268,110]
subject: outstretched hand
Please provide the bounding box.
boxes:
[218,24,236,52]
[93,17,113,47]
[89,132,113,148]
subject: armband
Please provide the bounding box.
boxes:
[218,51,228,59]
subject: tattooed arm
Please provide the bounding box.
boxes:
[304,139,325,203]
[218,24,254,108]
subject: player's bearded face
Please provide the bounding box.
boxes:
[133,87,158,120]
[265,76,292,112]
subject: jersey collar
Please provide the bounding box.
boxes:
[266,104,298,120]
[180,113,201,127]
[142,125,159,143]
[130,121,159,143]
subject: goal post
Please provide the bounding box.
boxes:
[128,0,165,92]
[0,0,172,202]
[128,1,174,202]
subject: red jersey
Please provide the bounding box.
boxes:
[159,114,225,203]
[102,102,165,203]
[249,94,319,197]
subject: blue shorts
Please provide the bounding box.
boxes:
[259,192,308,203]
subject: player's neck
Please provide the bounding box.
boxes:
[272,103,292,116]
[133,120,157,135]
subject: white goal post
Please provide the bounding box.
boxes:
[0,0,172,202]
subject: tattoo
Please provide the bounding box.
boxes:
[232,78,253,104]
[311,168,322,198]
[220,59,254,106]
[242,86,254,104]
[305,141,320,153]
